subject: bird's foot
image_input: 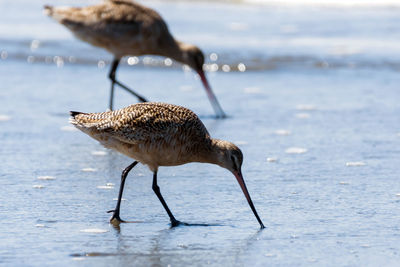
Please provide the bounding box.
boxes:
[170,219,184,228]
[107,209,126,225]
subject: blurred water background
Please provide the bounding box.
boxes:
[1,0,400,266]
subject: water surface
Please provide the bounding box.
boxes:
[1,0,400,266]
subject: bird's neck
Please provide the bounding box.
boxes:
[157,40,188,65]
[192,138,226,167]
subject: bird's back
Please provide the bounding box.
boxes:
[71,103,211,169]
[45,0,174,57]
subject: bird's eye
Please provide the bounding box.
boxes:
[195,53,204,70]
[231,155,238,171]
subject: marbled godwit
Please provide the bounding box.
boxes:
[44,0,226,117]
[70,102,264,228]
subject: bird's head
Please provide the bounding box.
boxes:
[211,139,265,229]
[213,140,243,175]
[181,44,205,73]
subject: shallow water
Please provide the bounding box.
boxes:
[1,0,400,266]
[3,0,400,72]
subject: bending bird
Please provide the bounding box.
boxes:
[45,0,226,117]
[70,102,264,228]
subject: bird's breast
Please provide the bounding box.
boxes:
[96,134,196,170]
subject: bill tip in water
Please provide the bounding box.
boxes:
[217,115,227,119]
[216,111,227,119]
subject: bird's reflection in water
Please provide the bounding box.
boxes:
[105,222,262,266]
[232,227,268,264]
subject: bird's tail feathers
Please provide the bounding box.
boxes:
[43,5,77,24]
[70,111,83,118]
[69,111,88,126]
[43,5,54,16]
[69,111,113,131]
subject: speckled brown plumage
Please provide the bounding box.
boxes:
[44,0,226,116]
[70,102,214,171]
[45,0,174,57]
[70,102,264,228]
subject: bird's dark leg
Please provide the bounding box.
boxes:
[108,161,138,224]
[108,59,119,110]
[108,58,148,110]
[152,170,181,227]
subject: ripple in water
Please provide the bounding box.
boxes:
[346,161,366,167]
[97,60,105,69]
[275,129,291,136]
[0,115,11,121]
[72,257,85,261]
[285,147,307,154]
[296,104,317,111]
[81,168,97,172]
[243,87,262,94]
[97,185,114,189]
[295,113,311,119]
[37,175,56,180]
[113,198,127,201]
[60,125,78,132]
[179,85,194,92]
[234,140,248,145]
[91,151,107,156]
[80,228,108,234]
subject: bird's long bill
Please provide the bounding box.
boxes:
[233,170,265,229]
[197,70,226,118]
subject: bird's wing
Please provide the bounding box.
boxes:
[46,0,169,42]
[71,103,209,145]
